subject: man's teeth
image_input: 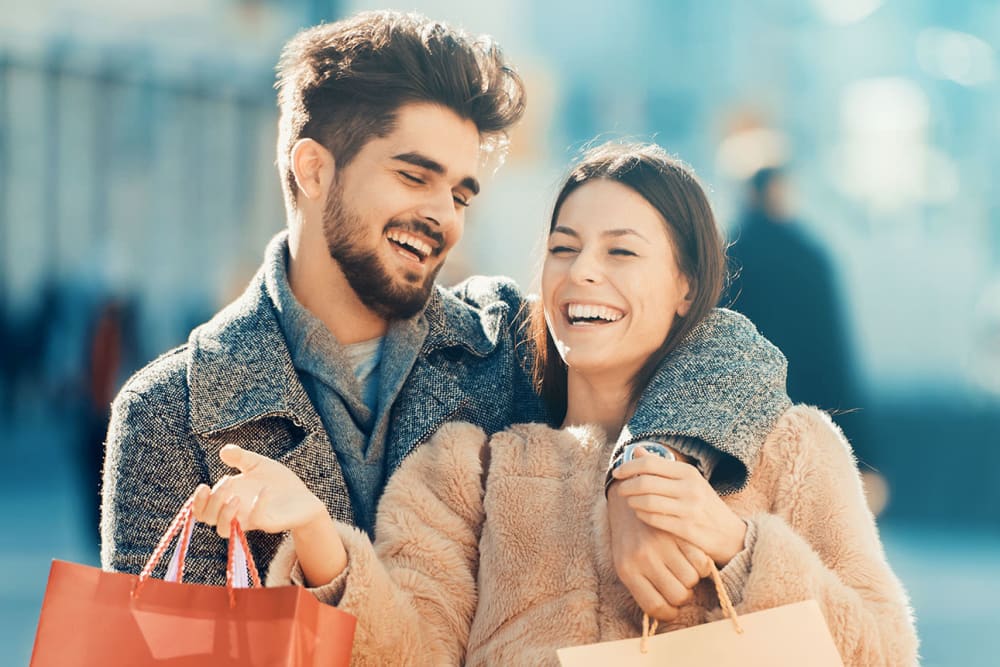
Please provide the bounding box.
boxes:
[386,230,432,258]
[567,303,624,323]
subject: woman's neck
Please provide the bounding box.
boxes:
[561,370,633,442]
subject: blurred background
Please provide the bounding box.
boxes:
[1,0,998,664]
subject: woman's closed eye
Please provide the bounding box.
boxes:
[609,247,638,257]
[548,245,579,255]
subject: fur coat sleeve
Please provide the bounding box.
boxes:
[716,406,918,666]
[267,421,489,666]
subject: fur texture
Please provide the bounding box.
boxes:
[267,408,918,666]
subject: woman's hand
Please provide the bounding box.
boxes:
[193,444,326,538]
[612,447,747,567]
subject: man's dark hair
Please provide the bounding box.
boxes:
[526,142,726,424]
[275,10,526,209]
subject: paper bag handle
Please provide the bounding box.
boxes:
[639,561,744,653]
[132,493,263,604]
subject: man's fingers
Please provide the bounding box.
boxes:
[192,483,211,518]
[219,444,268,473]
[678,539,714,579]
[199,476,234,526]
[645,540,699,602]
[215,496,240,539]
[624,574,680,622]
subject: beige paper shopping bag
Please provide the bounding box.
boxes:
[558,566,843,666]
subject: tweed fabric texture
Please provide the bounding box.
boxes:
[101,232,545,585]
[616,308,792,494]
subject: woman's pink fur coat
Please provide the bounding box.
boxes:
[268,406,918,665]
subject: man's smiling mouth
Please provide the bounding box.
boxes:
[386,229,434,263]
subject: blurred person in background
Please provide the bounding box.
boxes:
[81,296,137,541]
[193,143,917,666]
[727,166,886,513]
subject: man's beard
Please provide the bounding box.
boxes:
[322,180,444,320]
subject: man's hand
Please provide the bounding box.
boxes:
[193,444,326,538]
[193,444,347,587]
[607,479,714,621]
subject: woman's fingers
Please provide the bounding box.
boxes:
[626,493,683,518]
[613,455,696,482]
[615,474,687,501]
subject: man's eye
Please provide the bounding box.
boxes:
[399,172,425,184]
[454,195,470,208]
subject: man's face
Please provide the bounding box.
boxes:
[322,102,482,320]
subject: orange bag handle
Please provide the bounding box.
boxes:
[132,493,263,606]
[639,561,744,653]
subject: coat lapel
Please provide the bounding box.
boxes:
[186,258,354,525]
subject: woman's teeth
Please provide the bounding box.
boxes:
[567,303,625,324]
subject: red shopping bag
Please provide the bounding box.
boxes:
[31,496,356,666]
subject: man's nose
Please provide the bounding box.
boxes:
[418,189,459,232]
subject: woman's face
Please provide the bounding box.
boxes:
[541,179,692,383]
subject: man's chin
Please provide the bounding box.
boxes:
[362,281,434,320]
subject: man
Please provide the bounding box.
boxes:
[102,10,542,584]
[102,11,789,623]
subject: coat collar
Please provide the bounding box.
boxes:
[422,285,505,358]
[187,231,504,435]
[187,263,321,437]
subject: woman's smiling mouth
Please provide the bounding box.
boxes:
[564,302,626,327]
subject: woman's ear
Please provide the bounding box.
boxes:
[290,138,335,202]
[676,277,695,318]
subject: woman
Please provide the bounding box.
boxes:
[194,142,917,666]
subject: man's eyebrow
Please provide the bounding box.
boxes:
[392,152,480,195]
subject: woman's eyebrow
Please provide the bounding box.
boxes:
[551,225,650,243]
[603,228,650,242]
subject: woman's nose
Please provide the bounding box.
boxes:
[568,251,602,285]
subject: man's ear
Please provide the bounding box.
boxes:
[291,138,334,201]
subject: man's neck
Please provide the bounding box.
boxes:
[287,225,389,345]
[561,370,633,443]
